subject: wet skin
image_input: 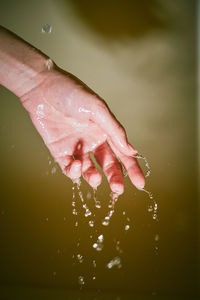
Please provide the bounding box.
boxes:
[20,64,145,194]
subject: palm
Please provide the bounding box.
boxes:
[21,67,145,193]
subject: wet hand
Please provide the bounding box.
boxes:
[20,64,145,194]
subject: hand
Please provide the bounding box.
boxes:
[20,64,145,194]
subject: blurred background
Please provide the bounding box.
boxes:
[0,0,198,299]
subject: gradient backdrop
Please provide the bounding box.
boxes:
[0,0,198,299]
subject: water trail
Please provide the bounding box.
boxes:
[102,192,118,226]
[135,154,151,178]
[141,188,158,221]
[134,154,158,221]
[93,188,101,209]
[75,181,92,218]
[72,184,78,218]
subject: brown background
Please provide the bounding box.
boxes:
[0,0,198,299]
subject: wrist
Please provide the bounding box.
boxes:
[0,26,54,98]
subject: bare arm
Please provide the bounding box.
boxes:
[0,26,145,193]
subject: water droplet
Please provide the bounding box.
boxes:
[155,234,159,241]
[115,240,123,254]
[41,24,52,34]
[125,224,130,231]
[93,260,96,267]
[93,235,104,251]
[84,210,91,217]
[92,276,96,280]
[153,213,157,220]
[98,234,104,242]
[136,154,151,178]
[122,211,126,215]
[89,220,94,227]
[72,208,78,215]
[75,221,78,227]
[106,257,122,269]
[93,243,98,249]
[95,202,101,209]
[102,220,109,226]
[148,205,153,212]
[78,275,85,285]
[77,254,83,263]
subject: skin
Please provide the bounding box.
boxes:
[0,26,145,194]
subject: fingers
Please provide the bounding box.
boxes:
[80,153,102,189]
[120,155,145,190]
[56,154,102,189]
[107,139,145,190]
[94,142,124,195]
[93,100,137,157]
[56,156,81,182]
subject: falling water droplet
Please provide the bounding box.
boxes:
[41,24,52,34]
[77,254,83,263]
[148,205,153,212]
[125,224,130,231]
[93,235,104,251]
[89,220,94,227]
[93,260,96,268]
[136,154,151,178]
[106,257,122,269]
[78,275,85,286]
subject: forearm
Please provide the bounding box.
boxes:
[0,26,51,98]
